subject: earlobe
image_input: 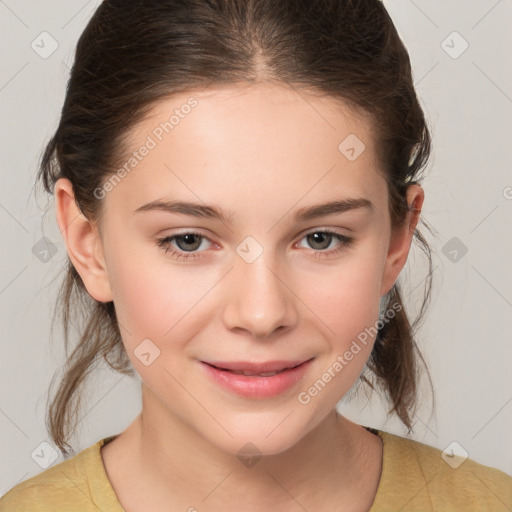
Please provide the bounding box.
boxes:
[54,178,113,303]
[380,184,424,296]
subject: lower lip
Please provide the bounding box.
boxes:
[200,359,314,398]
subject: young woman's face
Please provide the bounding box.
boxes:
[74,83,418,455]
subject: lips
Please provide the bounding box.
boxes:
[200,358,315,398]
[202,359,310,377]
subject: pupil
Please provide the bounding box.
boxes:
[179,234,200,251]
[309,232,330,250]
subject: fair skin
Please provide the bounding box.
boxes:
[55,82,423,511]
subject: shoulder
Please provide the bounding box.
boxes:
[372,429,512,511]
[0,436,122,512]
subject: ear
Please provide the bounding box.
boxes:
[54,178,113,303]
[380,184,424,296]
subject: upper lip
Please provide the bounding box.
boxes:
[202,358,313,373]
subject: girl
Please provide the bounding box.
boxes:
[1,0,511,510]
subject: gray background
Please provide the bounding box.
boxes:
[1,0,511,495]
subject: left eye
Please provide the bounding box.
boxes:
[156,229,354,261]
[156,232,210,260]
[297,230,352,253]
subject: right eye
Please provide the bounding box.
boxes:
[156,232,213,260]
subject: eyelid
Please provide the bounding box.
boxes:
[156,227,354,261]
[300,226,351,237]
[157,226,352,246]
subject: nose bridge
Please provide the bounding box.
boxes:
[223,237,296,338]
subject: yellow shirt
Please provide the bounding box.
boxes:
[1,427,511,511]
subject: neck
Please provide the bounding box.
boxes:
[114,387,382,511]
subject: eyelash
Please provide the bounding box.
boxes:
[156,229,354,261]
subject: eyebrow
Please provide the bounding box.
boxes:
[134,197,374,223]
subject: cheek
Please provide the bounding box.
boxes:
[292,259,384,419]
[104,242,217,354]
[294,242,386,400]
[307,248,384,338]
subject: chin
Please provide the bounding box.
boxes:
[210,430,302,460]
[199,407,325,459]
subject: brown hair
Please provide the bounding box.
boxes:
[38,0,435,456]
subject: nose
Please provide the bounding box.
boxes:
[222,249,298,340]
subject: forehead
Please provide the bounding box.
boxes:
[103,82,386,221]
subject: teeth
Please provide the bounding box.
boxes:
[230,370,283,377]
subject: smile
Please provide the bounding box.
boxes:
[200,358,315,398]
